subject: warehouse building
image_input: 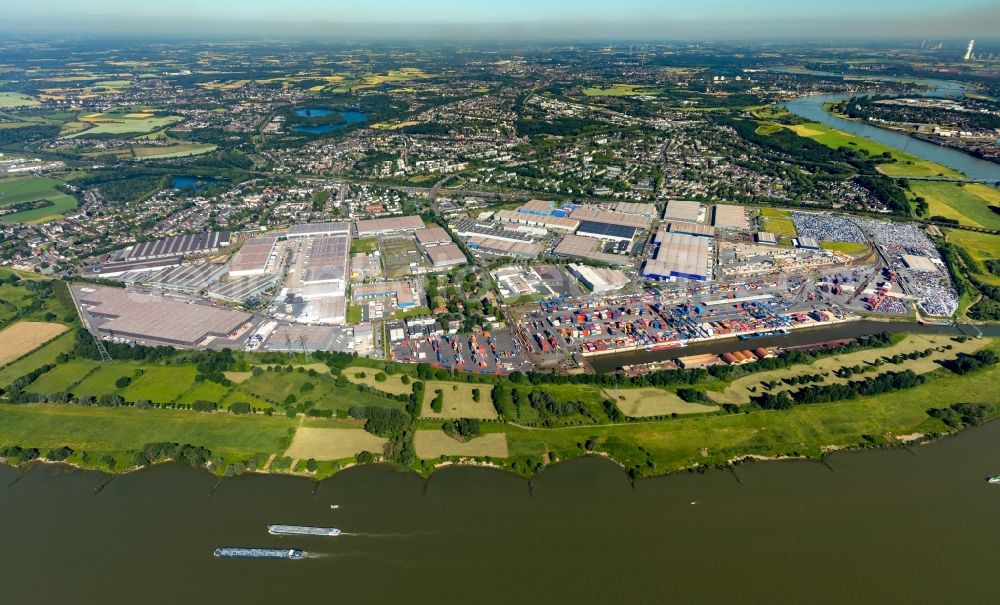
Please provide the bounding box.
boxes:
[567,263,629,293]
[414,226,453,247]
[285,221,350,238]
[354,215,425,237]
[94,256,183,278]
[143,263,228,293]
[352,280,420,308]
[796,237,821,250]
[494,209,580,232]
[756,231,778,245]
[902,254,940,273]
[206,275,277,304]
[612,202,657,218]
[228,237,277,276]
[74,285,252,347]
[712,204,751,230]
[465,235,542,259]
[663,200,703,223]
[569,206,651,230]
[426,243,466,269]
[452,218,535,243]
[553,234,631,265]
[576,220,638,242]
[125,231,232,261]
[643,231,712,282]
[516,199,555,216]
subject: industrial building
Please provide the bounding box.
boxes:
[206,275,277,304]
[643,231,712,282]
[285,221,350,238]
[301,235,350,284]
[94,256,182,278]
[352,280,420,308]
[465,235,542,259]
[553,234,631,265]
[354,215,425,237]
[756,231,778,245]
[228,237,277,276]
[612,202,657,218]
[663,200,703,223]
[143,263,228,293]
[712,204,751,230]
[666,222,715,238]
[567,264,629,293]
[517,199,555,215]
[125,231,232,261]
[796,237,821,250]
[426,243,466,269]
[452,218,535,243]
[568,206,651,230]
[576,220,639,242]
[902,254,940,273]
[74,285,252,347]
[414,226,453,247]
[494,209,580,232]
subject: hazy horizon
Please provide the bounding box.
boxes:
[2,0,999,41]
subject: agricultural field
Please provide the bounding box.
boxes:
[0,92,39,107]
[175,380,232,406]
[0,331,76,387]
[786,122,963,179]
[910,182,1000,230]
[414,430,509,458]
[604,387,718,417]
[0,176,78,223]
[706,334,989,405]
[946,229,1000,286]
[63,111,183,139]
[421,380,498,420]
[284,427,387,461]
[0,321,69,368]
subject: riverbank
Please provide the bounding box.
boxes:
[3,341,997,481]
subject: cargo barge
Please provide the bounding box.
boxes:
[213,548,304,560]
[268,525,341,537]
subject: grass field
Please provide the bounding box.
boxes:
[0,283,35,324]
[707,334,989,405]
[64,112,182,139]
[581,84,661,97]
[502,350,1000,471]
[604,387,718,417]
[0,176,78,223]
[284,427,386,460]
[343,366,414,396]
[821,241,870,255]
[120,366,198,402]
[0,92,39,107]
[132,143,216,160]
[946,229,1000,286]
[421,380,498,420]
[0,403,297,463]
[910,182,1000,230]
[24,359,96,394]
[71,364,141,398]
[350,238,379,254]
[762,217,797,238]
[175,380,231,405]
[414,430,509,458]
[0,321,67,366]
[786,122,963,179]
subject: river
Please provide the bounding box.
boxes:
[780,69,1000,182]
[2,421,999,603]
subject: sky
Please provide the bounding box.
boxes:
[1,0,998,40]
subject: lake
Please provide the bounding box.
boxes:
[780,70,1000,182]
[292,109,367,135]
[2,420,999,603]
[171,175,228,191]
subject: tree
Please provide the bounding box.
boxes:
[306,458,318,472]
